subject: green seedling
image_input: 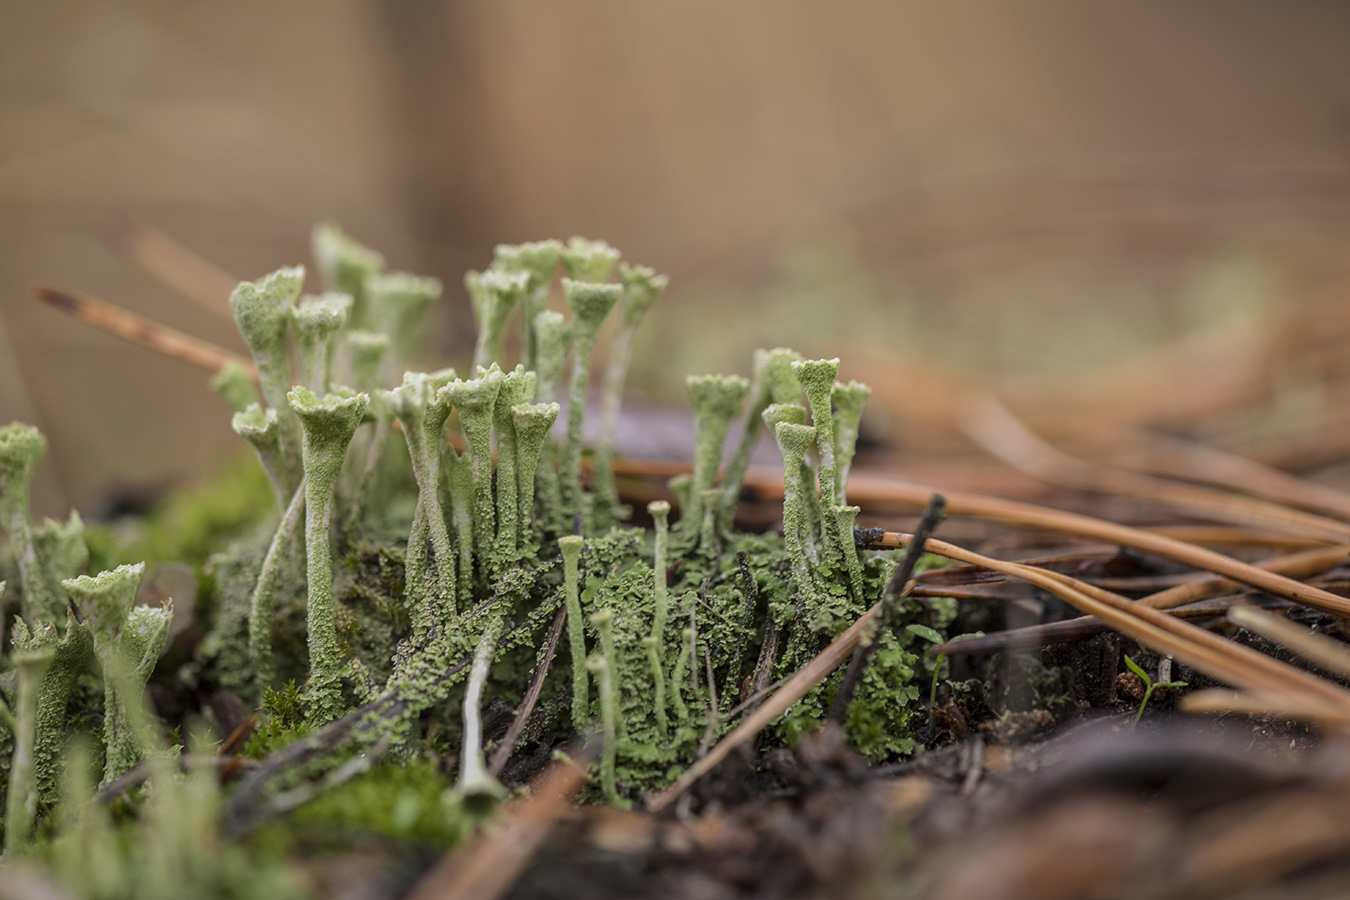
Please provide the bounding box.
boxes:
[1124,655,1189,727]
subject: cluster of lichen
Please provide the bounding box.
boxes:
[0,225,945,883]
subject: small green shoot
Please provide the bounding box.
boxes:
[1124,655,1189,727]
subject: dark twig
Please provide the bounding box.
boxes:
[746,619,780,716]
[828,494,946,722]
[489,605,567,776]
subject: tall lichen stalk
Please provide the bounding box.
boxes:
[0,222,938,884]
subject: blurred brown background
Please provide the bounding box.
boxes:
[3,1,1350,518]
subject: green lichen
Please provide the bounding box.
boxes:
[0,226,950,886]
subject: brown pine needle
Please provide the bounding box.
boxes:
[960,393,1350,544]
[844,473,1350,616]
[32,285,256,378]
[887,532,1350,710]
[1180,689,1350,730]
[1227,605,1350,680]
[930,543,1349,656]
[99,207,238,320]
[405,747,594,900]
[1118,430,1350,522]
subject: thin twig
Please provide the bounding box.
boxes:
[828,494,945,722]
[921,544,1348,655]
[489,605,566,777]
[32,285,256,377]
[841,473,1350,616]
[98,207,238,320]
[886,532,1350,710]
[961,392,1350,544]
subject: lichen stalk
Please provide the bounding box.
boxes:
[831,381,871,504]
[490,366,537,577]
[209,361,260,413]
[230,266,305,490]
[0,423,59,623]
[560,535,589,732]
[5,644,53,856]
[291,292,352,392]
[560,236,620,283]
[589,609,625,741]
[311,222,384,327]
[512,402,560,551]
[586,653,621,806]
[385,372,457,630]
[670,624,694,722]
[642,635,667,736]
[649,500,671,649]
[492,239,561,371]
[247,480,306,686]
[791,359,842,506]
[832,504,866,604]
[592,264,667,530]
[682,375,750,544]
[366,273,441,376]
[12,612,93,804]
[63,563,167,784]
[772,420,819,611]
[288,387,370,725]
[442,367,503,585]
[232,405,289,508]
[716,347,802,534]
[531,310,570,534]
[457,616,507,805]
[469,269,529,372]
[446,451,476,607]
[559,279,623,533]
